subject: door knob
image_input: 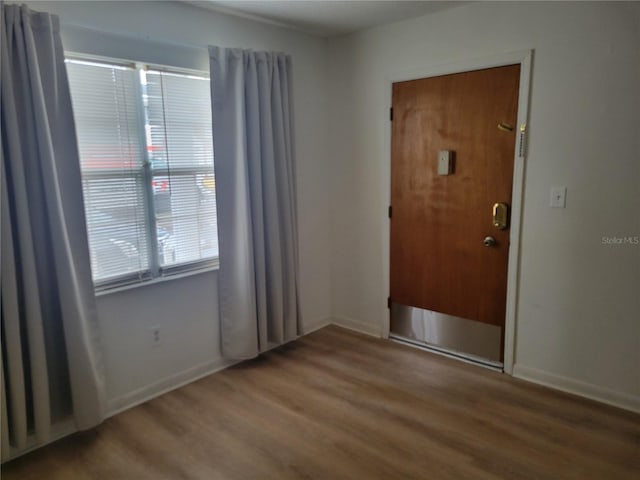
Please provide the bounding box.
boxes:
[483,236,497,247]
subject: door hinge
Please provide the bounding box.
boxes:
[387,296,392,309]
[388,205,392,218]
[389,107,393,121]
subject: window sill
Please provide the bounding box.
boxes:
[95,260,219,298]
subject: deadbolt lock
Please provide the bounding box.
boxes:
[492,202,509,230]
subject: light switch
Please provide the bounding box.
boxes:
[550,186,567,208]
[438,150,453,175]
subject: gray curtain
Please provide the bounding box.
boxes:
[209,46,301,359]
[1,4,105,460]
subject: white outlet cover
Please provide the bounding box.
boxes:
[150,326,161,346]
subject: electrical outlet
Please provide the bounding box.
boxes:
[150,326,161,346]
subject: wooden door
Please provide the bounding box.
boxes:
[390,65,520,327]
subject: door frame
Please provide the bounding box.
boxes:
[381,50,533,374]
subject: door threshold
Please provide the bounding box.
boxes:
[389,334,504,372]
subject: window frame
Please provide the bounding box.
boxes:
[66,53,219,292]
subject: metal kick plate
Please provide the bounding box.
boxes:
[390,302,503,364]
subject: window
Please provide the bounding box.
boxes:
[66,56,218,289]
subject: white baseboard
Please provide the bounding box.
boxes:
[513,364,640,414]
[301,317,332,335]
[331,316,382,337]
[107,357,238,417]
[106,319,332,418]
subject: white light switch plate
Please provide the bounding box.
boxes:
[550,186,567,208]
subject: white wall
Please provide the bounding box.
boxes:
[327,2,640,411]
[25,0,332,411]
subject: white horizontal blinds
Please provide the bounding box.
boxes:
[67,60,149,283]
[145,70,218,268]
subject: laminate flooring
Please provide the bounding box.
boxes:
[2,325,639,479]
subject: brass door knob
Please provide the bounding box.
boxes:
[483,236,497,247]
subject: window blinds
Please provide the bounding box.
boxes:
[67,60,149,283]
[67,58,217,286]
[144,70,218,269]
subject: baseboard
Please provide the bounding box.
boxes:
[301,317,332,335]
[331,316,382,337]
[107,357,238,417]
[513,364,640,414]
[106,319,333,417]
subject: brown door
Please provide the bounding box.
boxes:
[390,65,520,328]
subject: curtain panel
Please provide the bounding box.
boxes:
[1,4,105,460]
[209,46,301,359]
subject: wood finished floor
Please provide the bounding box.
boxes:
[2,325,639,479]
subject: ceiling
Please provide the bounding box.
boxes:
[186,1,466,37]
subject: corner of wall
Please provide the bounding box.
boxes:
[330,316,382,338]
[302,317,332,335]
